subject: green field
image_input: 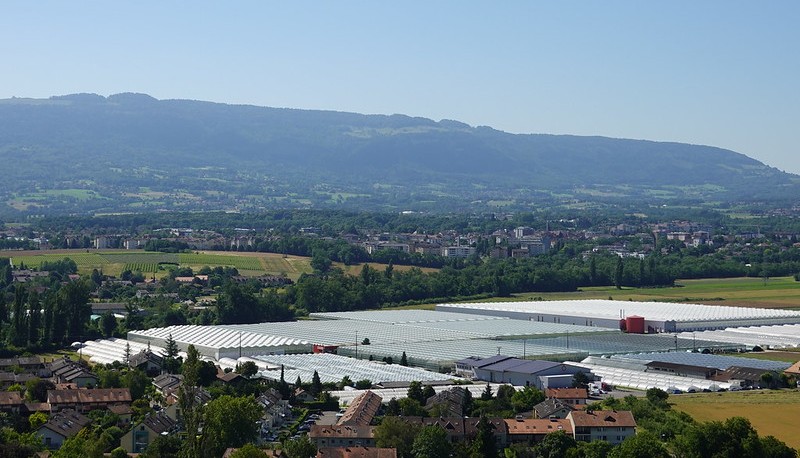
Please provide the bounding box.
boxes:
[179,253,264,271]
[734,350,800,363]
[8,250,305,278]
[671,390,800,450]
[508,276,800,310]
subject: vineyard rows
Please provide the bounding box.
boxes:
[123,263,160,273]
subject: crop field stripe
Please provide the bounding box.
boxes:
[100,253,178,264]
[123,263,159,273]
[10,253,108,268]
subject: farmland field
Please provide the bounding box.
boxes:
[511,276,800,310]
[101,253,179,264]
[670,390,800,450]
[10,252,109,271]
[179,252,264,271]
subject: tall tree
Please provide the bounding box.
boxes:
[8,284,28,347]
[59,279,91,342]
[27,290,42,346]
[200,395,262,458]
[179,345,203,458]
[0,289,8,324]
[282,436,317,458]
[470,415,497,458]
[99,311,116,338]
[311,370,322,397]
[162,334,180,374]
[374,416,420,458]
[412,425,451,458]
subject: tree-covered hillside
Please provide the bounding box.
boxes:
[0,93,797,216]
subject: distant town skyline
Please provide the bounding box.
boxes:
[2,1,798,174]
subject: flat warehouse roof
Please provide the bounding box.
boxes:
[438,300,800,324]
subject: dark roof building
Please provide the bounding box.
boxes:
[47,388,132,413]
[37,408,92,449]
[533,398,574,419]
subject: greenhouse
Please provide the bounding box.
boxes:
[613,351,792,372]
[678,324,800,349]
[79,338,172,366]
[311,310,618,338]
[337,338,589,372]
[127,325,310,359]
[248,353,456,385]
[437,299,800,332]
[523,332,742,356]
[330,383,510,406]
[576,362,732,393]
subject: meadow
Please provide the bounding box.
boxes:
[670,389,800,450]
[510,276,800,310]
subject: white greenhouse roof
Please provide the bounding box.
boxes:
[314,310,617,337]
[339,339,588,369]
[78,338,188,365]
[330,383,511,405]
[438,300,800,324]
[679,324,800,349]
[577,362,731,392]
[129,325,309,350]
[222,320,477,346]
[250,353,456,385]
[525,333,741,356]
[614,351,792,372]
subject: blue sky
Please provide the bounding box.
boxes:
[2,1,798,173]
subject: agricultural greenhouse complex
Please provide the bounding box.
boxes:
[74,305,794,393]
[436,299,800,332]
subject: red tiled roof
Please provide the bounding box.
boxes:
[317,447,397,458]
[47,388,132,405]
[310,425,375,439]
[504,418,571,435]
[546,388,588,400]
[568,410,636,428]
[0,391,23,406]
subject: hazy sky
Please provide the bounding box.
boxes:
[2,1,798,173]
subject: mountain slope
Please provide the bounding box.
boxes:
[0,93,795,215]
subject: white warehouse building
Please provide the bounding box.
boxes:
[436,300,800,333]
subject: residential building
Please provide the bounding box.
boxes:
[441,246,476,258]
[309,425,377,448]
[567,410,636,445]
[338,391,381,426]
[533,398,574,419]
[0,391,24,414]
[546,388,588,406]
[37,409,91,449]
[120,411,178,454]
[317,447,398,458]
[504,418,571,445]
[128,350,163,374]
[47,358,99,388]
[47,388,132,413]
[425,387,468,417]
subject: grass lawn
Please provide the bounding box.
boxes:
[734,350,800,364]
[671,390,800,450]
